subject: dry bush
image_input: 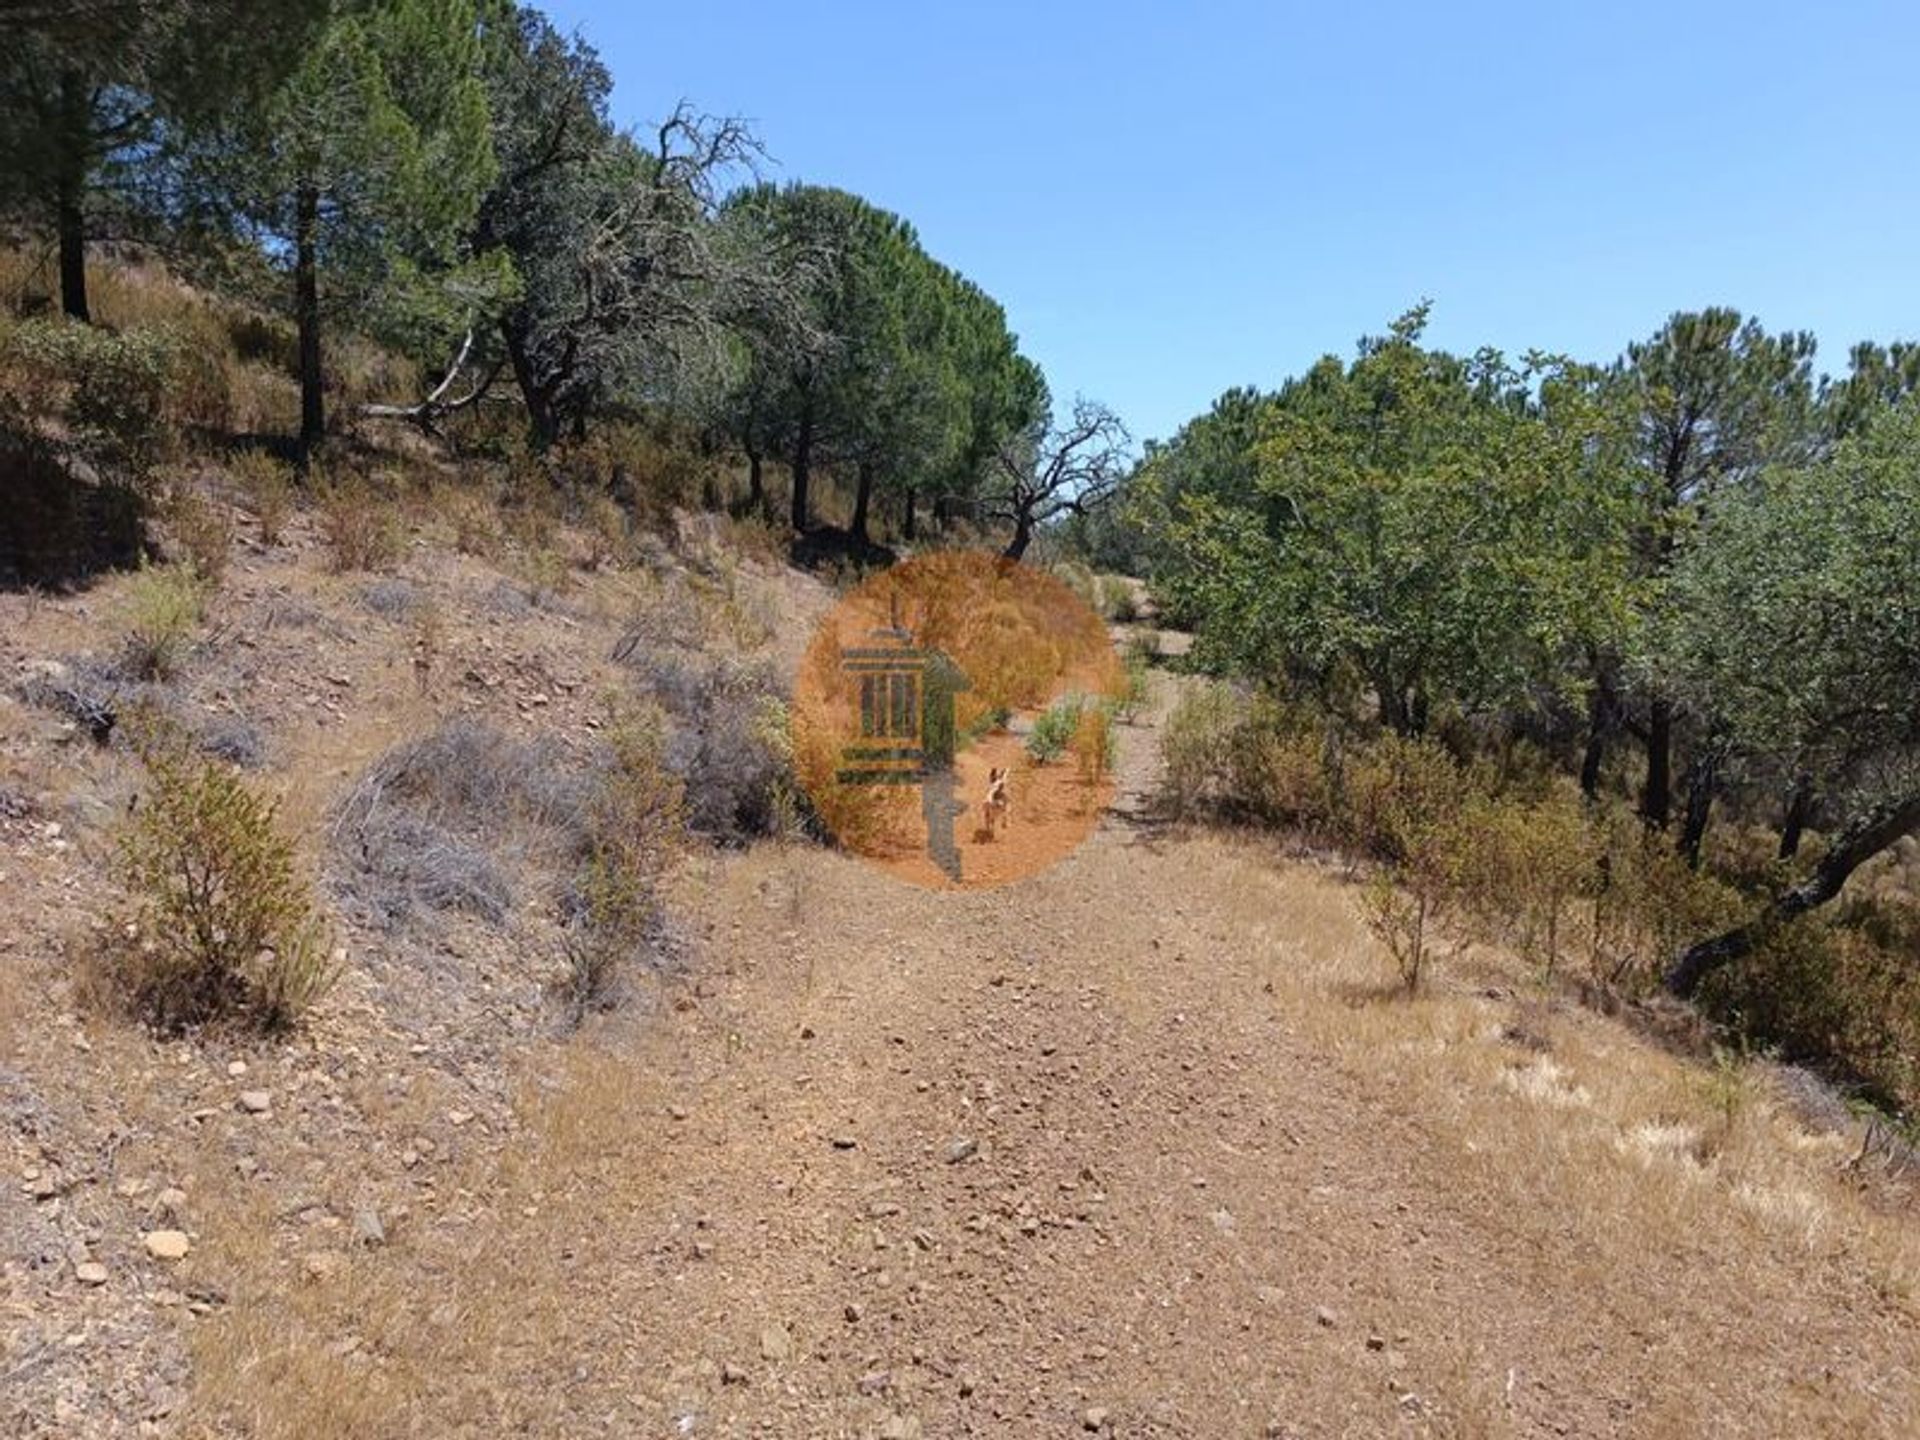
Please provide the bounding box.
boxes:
[103,724,337,1032]
[331,331,420,412]
[228,361,300,435]
[718,511,787,566]
[620,644,795,843]
[442,485,504,556]
[116,561,206,681]
[1050,559,1099,613]
[1588,811,1744,989]
[1160,680,1246,817]
[315,470,405,573]
[1346,738,1472,993]
[198,714,267,768]
[229,450,296,546]
[595,423,723,519]
[575,492,633,571]
[559,705,684,1022]
[332,720,591,928]
[1071,701,1118,785]
[163,488,235,585]
[360,577,418,619]
[226,309,298,371]
[1223,699,1335,829]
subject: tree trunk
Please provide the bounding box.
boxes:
[55,69,90,322]
[745,443,764,515]
[1666,791,1920,998]
[293,179,324,463]
[500,315,559,450]
[1779,779,1814,861]
[1376,675,1416,736]
[789,400,813,533]
[903,487,917,541]
[1003,512,1032,561]
[1579,677,1611,802]
[1678,748,1719,870]
[1641,697,1673,829]
[849,459,874,544]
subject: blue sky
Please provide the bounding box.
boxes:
[545,0,1918,446]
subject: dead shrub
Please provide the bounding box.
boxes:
[163,489,235,586]
[316,471,404,573]
[621,646,795,843]
[105,724,337,1032]
[361,578,418,620]
[230,450,295,546]
[558,705,684,1022]
[332,720,591,928]
[446,488,503,556]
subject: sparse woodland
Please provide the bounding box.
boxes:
[2,3,1919,1436]
[1073,306,1920,1118]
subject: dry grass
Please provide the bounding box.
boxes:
[315,471,406,574]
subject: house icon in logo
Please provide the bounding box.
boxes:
[835,604,971,880]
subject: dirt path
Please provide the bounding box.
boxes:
[447,673,1917,1439]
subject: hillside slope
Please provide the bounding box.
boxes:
[2,511,1916,1439]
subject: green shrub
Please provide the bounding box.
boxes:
[111,727,338,1032]
[117,562,206,681]
[1454,791,1602,979]
[1,318,179,476]
[1026,693,1086,764]
[1101,575,1142,622]
[1160,680,1244,815]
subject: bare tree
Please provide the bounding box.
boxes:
[988,397,1130,560]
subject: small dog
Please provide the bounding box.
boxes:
[982,766,1011,835]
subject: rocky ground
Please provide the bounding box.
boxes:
[2,504,1917,1438]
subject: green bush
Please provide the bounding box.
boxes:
[1160,680,1244,815]
[117,562,206,681]
[1701,919,1920,1112]
[1,318,179,476]
[1026,693,1086,764]
[111,727,338,1032]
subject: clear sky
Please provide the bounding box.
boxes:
[543,0,1918,445]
